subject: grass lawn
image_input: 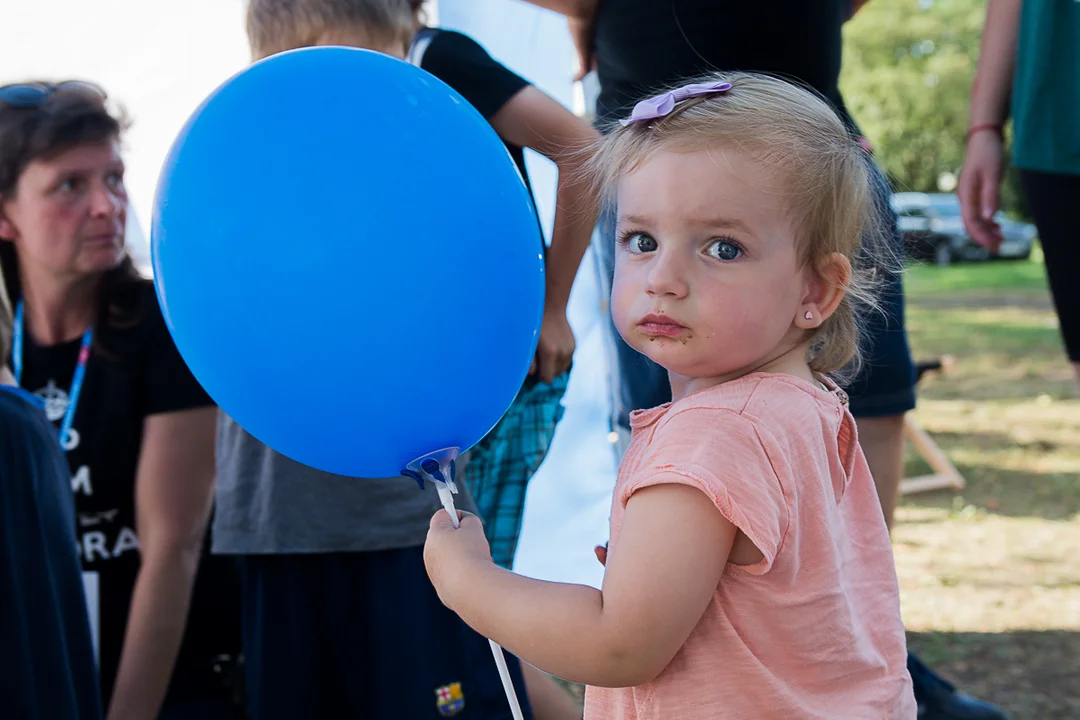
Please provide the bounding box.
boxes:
[899,251,1080,718]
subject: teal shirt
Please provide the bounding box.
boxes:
[1011,0,1080,175]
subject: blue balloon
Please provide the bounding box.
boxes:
[152,47,545,478]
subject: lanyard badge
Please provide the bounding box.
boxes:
[13,301,93,452]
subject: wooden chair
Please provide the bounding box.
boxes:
[900,357,965,496]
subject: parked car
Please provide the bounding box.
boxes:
[890,192,1036,265]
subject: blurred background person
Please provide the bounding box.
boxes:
[959,0,1080,386]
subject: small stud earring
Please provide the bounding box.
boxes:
[804,311,813,320]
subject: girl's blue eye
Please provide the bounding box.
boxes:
[709,240,742,261]
[624,232,658,254]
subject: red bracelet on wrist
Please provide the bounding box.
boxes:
[965,123,1004,144]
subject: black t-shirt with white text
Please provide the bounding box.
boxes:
[592,0,850,126]
[7,280,240,707]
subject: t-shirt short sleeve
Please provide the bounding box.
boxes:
[419,30,530,120]
[621,408,789,574]
[139,286,213,416]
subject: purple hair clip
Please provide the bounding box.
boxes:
[619,80,733,127]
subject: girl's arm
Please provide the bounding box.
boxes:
[957,0,1023,250]
[490,87,601,381]
[425,481,736,687]
[106,406,216,720]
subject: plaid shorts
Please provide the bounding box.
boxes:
[461,373,569,569]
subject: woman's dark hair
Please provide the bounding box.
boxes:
[0,82,143,352]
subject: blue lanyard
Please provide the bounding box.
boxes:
[13,301,93,452]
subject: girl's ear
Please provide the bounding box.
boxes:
[795,253,851,329]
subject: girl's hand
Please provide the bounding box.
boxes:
[958,130,1006,252]
[424,510,493,606]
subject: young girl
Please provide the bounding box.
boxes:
[425,73,917,719]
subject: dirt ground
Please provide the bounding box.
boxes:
[897,258,1079,718]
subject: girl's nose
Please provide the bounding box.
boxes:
[644,249,689,298]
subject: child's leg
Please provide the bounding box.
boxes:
[849,159,1006,720]
[844,160,917,528]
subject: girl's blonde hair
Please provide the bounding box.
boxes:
[590,72,897,376]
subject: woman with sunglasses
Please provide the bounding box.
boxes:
[0,81,243,720]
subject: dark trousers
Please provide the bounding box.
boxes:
[237,547,533,720]
[1021,169,1080,362]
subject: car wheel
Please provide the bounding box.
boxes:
[935,241,953,267]
[962,244,990,262]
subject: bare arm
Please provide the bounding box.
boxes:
[969,0,1022,129]
[520,0,595,17]
[518,0,599,80]
[106,406,216,720]
[490,86,601,380]
[426,482,736,687]
[958,0,1023,250]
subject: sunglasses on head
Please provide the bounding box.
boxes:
[0,81,106,108]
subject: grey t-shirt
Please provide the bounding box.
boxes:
[212,412,478,554]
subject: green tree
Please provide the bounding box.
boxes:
[842,0,1027,214]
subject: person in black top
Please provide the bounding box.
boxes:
[0,268,102,720]
[0,81,243,719]
[593,3,845,126]
[521,2,1007,719]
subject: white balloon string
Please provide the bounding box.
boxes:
[436,484,525,720]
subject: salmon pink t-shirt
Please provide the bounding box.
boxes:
[585,373,916,719]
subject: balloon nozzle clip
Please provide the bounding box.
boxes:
[402,447,460,492]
